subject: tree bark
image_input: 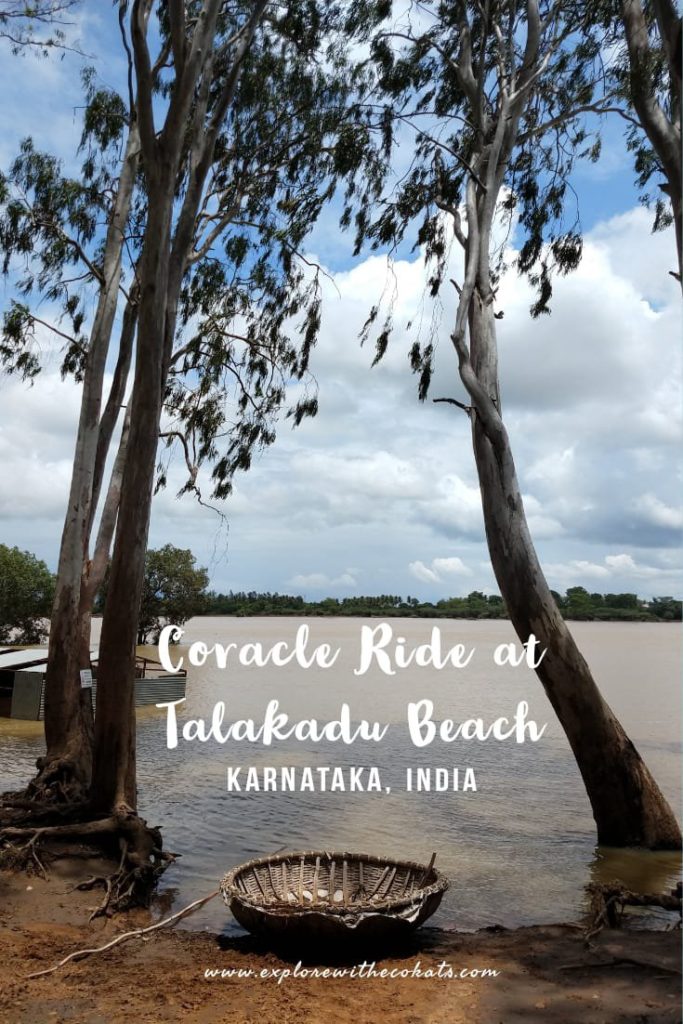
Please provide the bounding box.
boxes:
[90,185,173,814]
[38,128,140,798]
[438,4,682,849]
[621,0,682,283]
[466,297,681,849]
[90,0,268,816]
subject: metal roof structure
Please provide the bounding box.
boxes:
[0,647,99,670]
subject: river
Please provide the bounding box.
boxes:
[1,618,680,933]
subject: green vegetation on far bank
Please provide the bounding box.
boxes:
[2,540,680,646]
[202,588,683,622]
[0,544,54,644]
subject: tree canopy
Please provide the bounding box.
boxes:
[136,545,209,644]
[0,1,80,55]
[0,543,55,644]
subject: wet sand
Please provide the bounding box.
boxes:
[0,860,680,1024]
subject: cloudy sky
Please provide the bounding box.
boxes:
[0,7,681,601]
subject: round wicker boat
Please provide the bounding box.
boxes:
[221,850,448,943]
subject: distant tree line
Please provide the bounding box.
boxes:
[202,587,682,622]
[2,544,680,640]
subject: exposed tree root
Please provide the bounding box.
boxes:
[1,753,91,829]
[584,881,682,944]
[0,831,50,878]
[0,810,177,916]
[0,794,90,830]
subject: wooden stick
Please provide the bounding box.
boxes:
[252,868,267,900]
[312,856,320,904]
[329,859,335,903]
[418,852,437,887]
[266,861,279,900]
[27,889,220,979]
[367,866,390,900]
[380,866,397,899]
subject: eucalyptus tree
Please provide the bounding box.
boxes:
[0,0,346,901]
[90,0,338,832]
[617,0,681,282]
[342,0,680,847]
[0,1,80,53]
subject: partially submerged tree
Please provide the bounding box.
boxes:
[343,0,680,847]
[91,0,341,835]
[0,0,346,903]
[0,544,54,644]
[136,545,209,644]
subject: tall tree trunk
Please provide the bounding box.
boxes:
[466,297,681,848]
[90,188,173,814]
[38,129,139,798]
[89,0,268,816]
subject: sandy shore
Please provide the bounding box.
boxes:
[0,859,680,1024]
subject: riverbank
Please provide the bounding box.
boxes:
[194,592,683,622]
[0,859,680,1024]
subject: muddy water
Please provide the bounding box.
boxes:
[0,619,680,934]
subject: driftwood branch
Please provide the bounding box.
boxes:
[585,881,682,944]
[27,889,220,979]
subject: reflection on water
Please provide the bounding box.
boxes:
[589,847,682,893]
[0,619,680,933]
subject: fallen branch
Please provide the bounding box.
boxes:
[27,888,220,979]
[584,882,682,944]
[559,957,681,975]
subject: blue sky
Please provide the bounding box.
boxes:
[0,5,681,602]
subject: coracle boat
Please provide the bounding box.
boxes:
[220,850,448,944]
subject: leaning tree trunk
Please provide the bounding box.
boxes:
[466,296,681,849]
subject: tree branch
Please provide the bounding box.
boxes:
[130,0,156,159]
[433,396,472,414]
[168,0,186,74]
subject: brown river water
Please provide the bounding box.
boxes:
[1,618,680,934]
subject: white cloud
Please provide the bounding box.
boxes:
[546,560,612,582]
[545,552,682,592]
[408,561,441,584]
[0,196,680,600]
[605,554,638,572]
[288,571,357,590]
[633,494,683,530]
[417,474,485,538]
[527,447,576,485]
[409,556,472,585]
[432,556,472,577]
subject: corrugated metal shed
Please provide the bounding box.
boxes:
[1,647,184,720]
